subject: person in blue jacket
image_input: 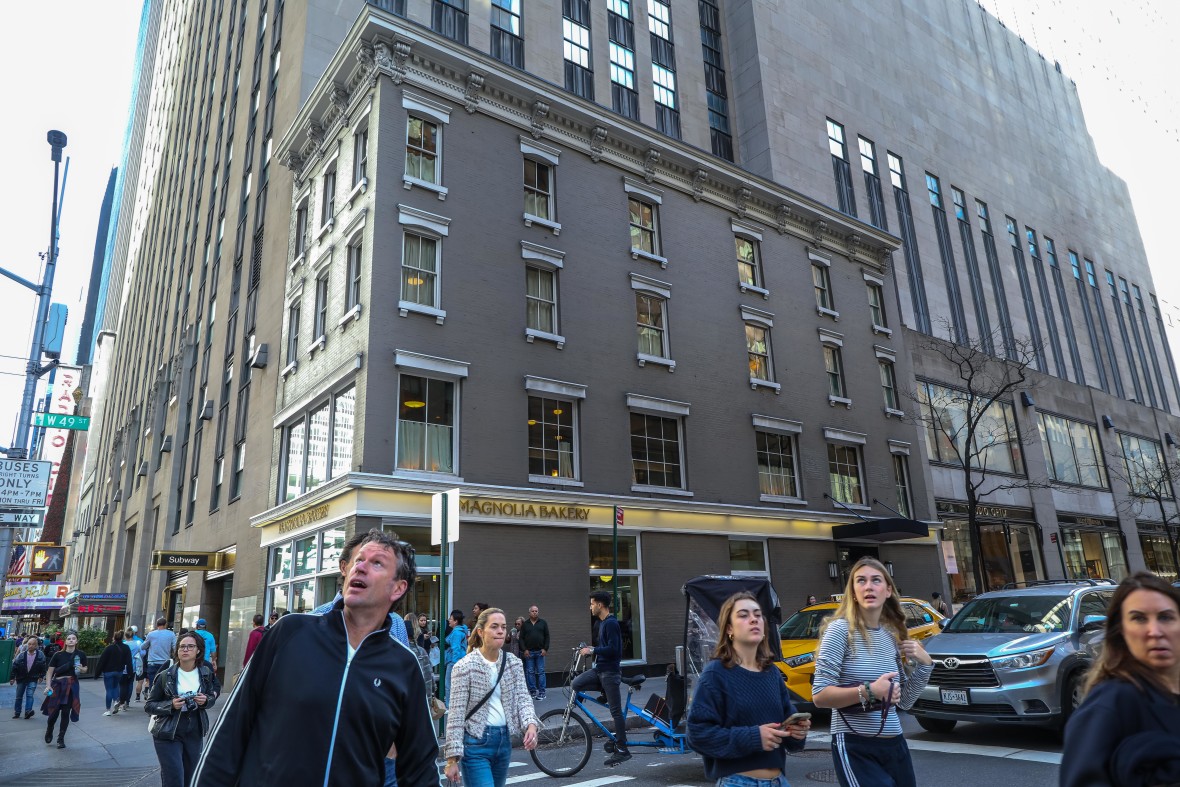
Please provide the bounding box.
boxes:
[574,591,636,767]
[445,610,470,702]
[688,591,811,787]
[1060,572,1180,787]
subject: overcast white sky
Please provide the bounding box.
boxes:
[0,1,1176,449]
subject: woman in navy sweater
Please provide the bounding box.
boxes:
[688,591,811,787]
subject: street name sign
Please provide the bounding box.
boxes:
[0,460,52,507]
[0,509,44,526]
[32,413,90,430]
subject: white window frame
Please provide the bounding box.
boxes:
[521,241,566,347]
[312,270,329,349]
[626,393,691,496]
[318,164,337,239]
[733,220,768,298]
[284,299,301,376]
[741,305,779,391]
[875,345,903,417]
[403,92,451,199]
[392,351,469,481]
[863,271,892,336]
[292,198,310,266]
[632,274,674,370]
[522,137,561,232]
[587,531,646,664]
[810,249,838,319]
[819,328,850,407]
[397,205,451,323]
[753,414,805,504]
[728,537,770,577]
[823,427,868,510]
[350,125,369,199]
[524,377,585,487]
[624,177,667,266]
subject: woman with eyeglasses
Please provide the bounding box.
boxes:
[145,631,221,787]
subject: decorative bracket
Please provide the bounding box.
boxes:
[330,83,350,118]
[464,72,485,114]
[589,125,608,163]
[692,168,708,202]
[530,100,550,138]
[735,186,751,217]
[775,203,792,234]
[643,148,661,183]
[813,219,829,245]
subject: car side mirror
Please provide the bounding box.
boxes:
[1080,615,1106,633]
[938,618,948,630]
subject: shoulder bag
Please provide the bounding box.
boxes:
[464,651,506,722]
[834,648,905,738]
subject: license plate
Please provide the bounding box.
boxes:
[940,689,969,705]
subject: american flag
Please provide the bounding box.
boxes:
[6,545,26,578]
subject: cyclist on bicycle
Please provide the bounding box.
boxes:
[575,591,631,767]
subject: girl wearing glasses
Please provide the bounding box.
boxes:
[145,631,221,787]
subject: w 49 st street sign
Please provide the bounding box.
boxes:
[32,413,90,430]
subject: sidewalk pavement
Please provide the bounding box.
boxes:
[1,675,177,784]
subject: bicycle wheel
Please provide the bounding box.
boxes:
[530,708,593,777]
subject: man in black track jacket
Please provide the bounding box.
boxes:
[193,530,440,787]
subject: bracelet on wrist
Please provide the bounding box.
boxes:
[864,681,876,703]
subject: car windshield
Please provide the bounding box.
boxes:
[944,594,1073,634]
[779,609,834,639]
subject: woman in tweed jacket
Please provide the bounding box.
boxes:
[444,608,539,787]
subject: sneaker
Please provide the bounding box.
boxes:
[536,692,546,700]
[604,750,632,767]
[12,712,19,719]
[104,710,115,716]
[45,729,53,744]
[57,740,66,749]
[24,711,34,719]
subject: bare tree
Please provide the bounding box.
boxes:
[1108,435,1180,579]
[905,324,1049,596]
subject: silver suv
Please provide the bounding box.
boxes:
[909,580,1114,733]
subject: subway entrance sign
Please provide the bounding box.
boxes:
[151,551,223,571]
[32,413,90,431]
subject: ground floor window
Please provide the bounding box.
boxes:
[1061,527,1128,583]
[1138,529,1179,582]
[266,526,347,616]
[588,533,643,661]
[942,518,1045,601]
[383,523,451,638]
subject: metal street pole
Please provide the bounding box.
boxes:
[437,491,449,737]
[612,506,621,616]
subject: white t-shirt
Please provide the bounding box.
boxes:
[177,666,200,701]
[480,652,506,728]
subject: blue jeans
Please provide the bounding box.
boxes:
[103,672,123,709]
[384,756,397,787]
[13,680,37,713]
[718,775,790,787]
[524,652,546,695]
[461,725,511,787]
[146,661,167,689]
[153,714,203,787]
[571,669,626,749]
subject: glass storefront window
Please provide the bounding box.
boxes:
[943,518,1045,600]
[1061,528,1128,582]
[317,575,342,608]
[729,540,767,573]
[388,524,441,569]
[285,422,305,502]
[270,543,292,583]
[590,575,643,661]
[1139,531,1179,581]
[332,388,355,478]
[588,535,638,571]
[307,404,330,489]
[268,584,290,617]
[291,580,316,613]
[322,528,345,570]
[294,536,317,576]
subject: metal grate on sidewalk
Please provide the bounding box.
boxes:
[3,767,158,786]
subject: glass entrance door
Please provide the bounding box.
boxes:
[943,519,1046,598]
[1061,528,1127,582]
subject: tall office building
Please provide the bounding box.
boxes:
[71,0,1180,673]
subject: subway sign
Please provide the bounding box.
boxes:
[150,551,222,571]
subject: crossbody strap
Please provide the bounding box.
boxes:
[465,652,506,722]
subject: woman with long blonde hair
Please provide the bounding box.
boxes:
[687,591,811,787]
[812,558,932,787]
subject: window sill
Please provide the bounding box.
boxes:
[346,177,368,207]
[316,218,334,243]
[740,282,770,300]
[525,328,565,349]
[528,474,584,488]
[638,353,675,371]
[281,361,298,378]
[817,306,840,321]
[399,300,446,324]
[523,213,561,235]
[308,335,326,357]
[828,395,853,408]
[338,303,363,329]
[631,484,694,498]
[391,469,464,484]
[830,500,871,511]
[403,175,448,200]
[750,377,781,393]
[872,324,893,337]
[884,407,905,419]
[290,251,306,272]
[760,494,807,505]
[168,395,178,409]
[630,247,669,269]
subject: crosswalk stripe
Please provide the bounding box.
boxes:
[508,762,526,768]
[506,773,548,784]
[560,777,635,787]
[905,738,1063,765]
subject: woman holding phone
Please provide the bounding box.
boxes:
[688,591,811,787]
[812,557,933,787]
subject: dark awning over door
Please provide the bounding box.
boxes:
[832,517,929,542]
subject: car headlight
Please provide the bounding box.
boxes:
[990,646,1055,671]
[785,652,815,668]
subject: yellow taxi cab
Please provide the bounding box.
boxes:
[776,597,946,707]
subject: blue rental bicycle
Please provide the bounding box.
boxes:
[529,648,689,777]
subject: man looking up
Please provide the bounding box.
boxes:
[575,591,630,767]
[193,529,438,786]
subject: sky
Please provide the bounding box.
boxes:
[0,0,1176,451]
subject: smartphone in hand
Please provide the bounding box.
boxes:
[782,712,811,727]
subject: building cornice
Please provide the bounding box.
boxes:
[276,8,901,271]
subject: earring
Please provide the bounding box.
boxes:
[728,634,734,640]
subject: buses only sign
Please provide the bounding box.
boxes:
[0,460,52,507]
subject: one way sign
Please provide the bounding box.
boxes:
[0,509,45,526]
